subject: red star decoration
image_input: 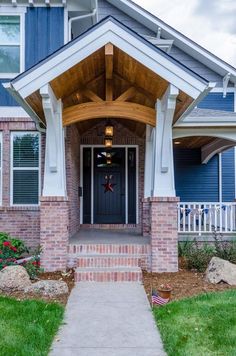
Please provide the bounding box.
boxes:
[102,176,116,193]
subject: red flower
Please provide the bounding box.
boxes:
[32,261,37,266]
[10,246,17,252]
[3,241,10,247]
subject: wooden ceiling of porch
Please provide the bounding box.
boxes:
[173,136,216,149]
[25,44,193,137]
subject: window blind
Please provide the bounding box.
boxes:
[12,133,40,205]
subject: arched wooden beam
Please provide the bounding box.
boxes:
[63,101,156,127]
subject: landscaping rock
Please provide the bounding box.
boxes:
[0,265,31,292]
[24,280,68,297]
[205,257,236,285]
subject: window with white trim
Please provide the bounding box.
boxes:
[0,15,22,75]
[11,132,40,205]
[0,133,2,205]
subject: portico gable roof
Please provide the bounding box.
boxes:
[4,16,215,128]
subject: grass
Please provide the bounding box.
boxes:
[0,296,64,356]
[153,290,236,356]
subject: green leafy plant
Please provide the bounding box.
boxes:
[21,246,43,279]
[0,240,18,270]
[213,232,236,264]
[0,232,29,257]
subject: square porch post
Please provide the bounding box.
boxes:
[40,84,69,272]
[149,84,180,272]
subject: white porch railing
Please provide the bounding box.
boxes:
[178,202,236,234]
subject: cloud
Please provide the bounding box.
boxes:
[133,0,236,67]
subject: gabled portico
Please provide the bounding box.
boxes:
[4,17,217,272]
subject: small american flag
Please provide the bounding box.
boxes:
[151,291,169,306]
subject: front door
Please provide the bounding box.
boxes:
[94,148,125,224]
[82,146,137,224]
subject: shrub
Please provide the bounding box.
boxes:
[21,246,43,279]
[0,232,29,257]
[0,240,19,270]
[213,233,236,264]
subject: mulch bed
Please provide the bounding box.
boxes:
[143,267,236,303]
[0,269,75,305]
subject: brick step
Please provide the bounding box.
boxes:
[68,243,150,255]
[77,254,140,268]
[75,267,143,282]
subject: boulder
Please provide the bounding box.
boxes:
[24,280,68,297]
[0,265,31,292]
[205,257,236,285]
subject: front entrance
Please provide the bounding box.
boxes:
[82,146,137,224]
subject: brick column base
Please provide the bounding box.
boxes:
[142,198,150,236]
[40,197,69,272]
[150,197,179,272]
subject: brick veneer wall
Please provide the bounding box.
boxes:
[66,125,80,236]
[0,117,43,249]
[150,197,179,272]
[40,196,69,271]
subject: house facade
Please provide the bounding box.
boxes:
[1,0,236,277]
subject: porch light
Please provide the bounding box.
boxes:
[105,122,114,137]
[104,137,113,148]
[106,158,112,165]
[174,141,181,145]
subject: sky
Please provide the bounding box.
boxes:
[134,0,236,68]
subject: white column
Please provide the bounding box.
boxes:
[40,84,67,197]
[153,84,179,197]
[144,124,154,198]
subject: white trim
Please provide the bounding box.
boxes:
[173,128,236,142]
[218,153,222,203]
[0,2,66,7]
[0,10,25,78]
[9,20,211,100]
[0,107,29,117]
[79,144,83,225]
[63,5,68,44]
[211,87,236,93]
[91,147,94,224]
[125,146,128,224]
[106,0,236,82]
[80,144,138,225]
[10,131,41,207]
[0,132,2,206]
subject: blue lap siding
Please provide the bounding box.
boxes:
[175,92,235,202]
[174,149,219,202]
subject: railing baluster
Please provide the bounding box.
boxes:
[177,202,236,234]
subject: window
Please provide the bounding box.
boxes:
[11,132,40,205]
[0,14,24,76]
[0,133,2,205]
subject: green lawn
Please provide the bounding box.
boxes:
[153,290,236,356]
[0,296,64,356]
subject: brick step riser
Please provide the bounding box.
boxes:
[68,244,150,255]
[77,257,140,268]
[75,271,142,282]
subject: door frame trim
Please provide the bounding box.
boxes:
[80,144,139,225]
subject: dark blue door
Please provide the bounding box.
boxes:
[94,148,125,224]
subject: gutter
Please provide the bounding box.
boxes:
[68,7,97,41]
[3,82,46,133]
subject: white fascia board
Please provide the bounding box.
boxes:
[173,128,236,142]
[0,106,29,117]
[175,121,236,128]
[107,0,236,82]
[2,82,45,131]
[10,21,209,99]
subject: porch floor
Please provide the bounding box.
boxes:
[70,228,150,245]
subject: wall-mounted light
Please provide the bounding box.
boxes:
[174,141,181,145]
[104,137,113,148]
[105,122,114,137]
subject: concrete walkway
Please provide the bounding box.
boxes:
[50,283,166,356]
